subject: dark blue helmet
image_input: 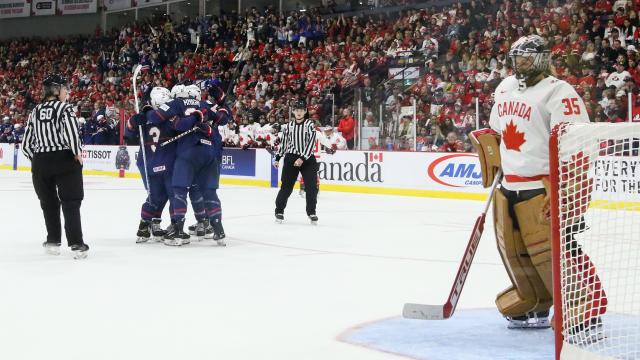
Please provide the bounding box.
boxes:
[208,84,226,106]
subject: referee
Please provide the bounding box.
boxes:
[22,74,89,259]
[274,99,319,224]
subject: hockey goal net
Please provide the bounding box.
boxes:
[550,122,640,360]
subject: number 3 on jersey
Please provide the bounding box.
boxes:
[562,98,581,115]
[149,127,160,152]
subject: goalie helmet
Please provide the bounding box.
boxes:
[508,35,550,90]
[150,87,171,109]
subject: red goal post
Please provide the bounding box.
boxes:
[550,122,640,360]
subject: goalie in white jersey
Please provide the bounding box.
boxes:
[473,35,607,332]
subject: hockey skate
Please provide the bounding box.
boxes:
[187,221,211,236]
[275,213,284,224]
[164,221,191,246]
[308,214,318,225]
[42,241,61,256]
[136,220,151,243]
[505,310,551,329]
[70,244,89,260]
[150,219,166,241]
[193,219,213,241]
[208,218,226,246]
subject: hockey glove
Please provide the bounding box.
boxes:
[191,110,204,123]
[196,123,212,138]
[127,113,145,130]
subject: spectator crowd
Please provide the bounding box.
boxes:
[1,0,639,153]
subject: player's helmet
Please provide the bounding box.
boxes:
[293,99,307,110]
[43,73,68,98]
[184,84,201,100]
[150,87,171,109]
[170,84,187,99]
[508,35,550,90]
[208,84,226,105]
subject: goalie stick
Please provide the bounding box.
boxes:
[403,169,502,320]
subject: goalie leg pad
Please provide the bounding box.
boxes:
[514,194,553,295]
[494,190,552,317]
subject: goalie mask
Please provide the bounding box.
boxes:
[508,35,550,90]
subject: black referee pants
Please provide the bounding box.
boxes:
[276,154,318,216]
[32,150,85,247]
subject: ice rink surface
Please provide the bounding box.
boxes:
[0,171,555,360]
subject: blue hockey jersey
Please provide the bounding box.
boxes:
[148,98,205,152]
[126,112,177,176]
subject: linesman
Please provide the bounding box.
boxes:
[274,99,319,224]
[22,74,89,259]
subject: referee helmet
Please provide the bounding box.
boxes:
[293,99,307,110]
[43,73,68,99]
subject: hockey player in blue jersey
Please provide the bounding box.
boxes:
[185,83,230,241]
[169,85,208,240]
[126,86,177,243]
[147,84,224,246]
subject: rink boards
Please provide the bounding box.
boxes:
[1,143,639,206]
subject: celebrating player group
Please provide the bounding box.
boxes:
[126,80,231,247]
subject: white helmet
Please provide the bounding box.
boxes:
[184,84,201,100]
[150,87,171,109]
[170,84,187,99]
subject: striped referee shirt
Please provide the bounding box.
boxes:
[22,100,82,160]
[277,119,316,160]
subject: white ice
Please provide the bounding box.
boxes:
[0,170,524,360]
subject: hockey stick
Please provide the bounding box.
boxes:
[132,64,151,197]
[403,169,502,320]
[160,126,199,147]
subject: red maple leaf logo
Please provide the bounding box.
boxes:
[502,120,526,152]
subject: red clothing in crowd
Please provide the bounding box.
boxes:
[337,115,356,141]
[439,140,465,152]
